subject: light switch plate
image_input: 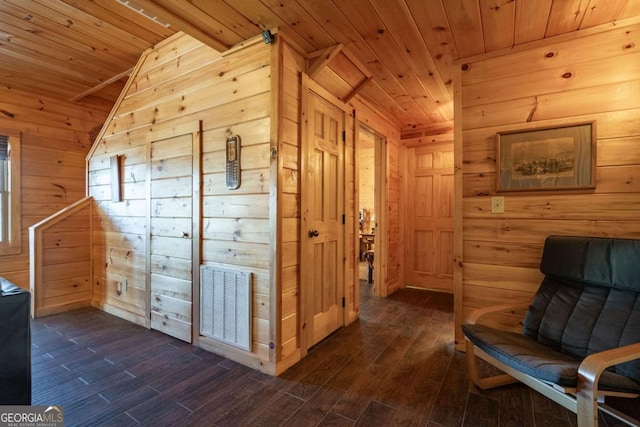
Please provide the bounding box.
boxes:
[491,196,505,214]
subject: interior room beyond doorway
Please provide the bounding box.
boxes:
[358,126,382,291]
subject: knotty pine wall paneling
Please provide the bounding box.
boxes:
[277,38,304,372]
[456,21,640,345]
[0,86,109,289]
[88,32,276,372]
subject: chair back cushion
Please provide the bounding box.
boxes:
[539,235,640,291]
[523,236,640,384]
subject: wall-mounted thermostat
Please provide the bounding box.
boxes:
[226,135,241,190]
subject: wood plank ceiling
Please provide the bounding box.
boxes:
[1,0,638,134]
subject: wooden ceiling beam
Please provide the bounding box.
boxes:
[129,0,230,52]
[306,44,344,79]
[307,43,375,103]
[70,68,133,102]
[343,75,372,103]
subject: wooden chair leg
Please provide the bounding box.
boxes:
[577,377,599,427]
[465,339,518,389]
[466,339,482,384]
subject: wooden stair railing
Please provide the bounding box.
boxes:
[29,197,93,318]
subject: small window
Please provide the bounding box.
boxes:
[0,131,21,255]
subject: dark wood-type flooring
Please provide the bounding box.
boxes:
[31,281,639,426]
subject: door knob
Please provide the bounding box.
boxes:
[308,229,319,237]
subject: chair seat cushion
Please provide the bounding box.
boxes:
[462,323,640,394]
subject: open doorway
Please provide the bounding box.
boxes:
[357,125,385,297]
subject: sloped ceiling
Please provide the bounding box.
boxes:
[1,0,638,133]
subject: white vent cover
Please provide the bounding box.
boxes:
[200,265,252,351]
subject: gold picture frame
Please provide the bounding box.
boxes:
[496,121,596,192]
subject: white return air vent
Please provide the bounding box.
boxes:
[200,265,252,352]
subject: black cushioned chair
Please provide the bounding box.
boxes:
[0,278,31,404]
[463,236,640,427]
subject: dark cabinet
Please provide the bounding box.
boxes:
[0,278,31,404]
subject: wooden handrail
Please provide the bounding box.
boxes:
[29,197,93,318]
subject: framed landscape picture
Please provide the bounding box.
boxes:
[496,122,596,192]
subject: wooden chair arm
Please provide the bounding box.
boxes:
[578,342,640,385]
[466,301,531,325]
[576,342,640,427]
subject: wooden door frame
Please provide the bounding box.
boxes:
[299,73,353,356]
[357,123,387,297]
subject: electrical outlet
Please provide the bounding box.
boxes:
[122,279,127,293]
[491,196,505,214]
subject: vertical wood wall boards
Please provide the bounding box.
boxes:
[455,21,640,347]
[277,39,305,372]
